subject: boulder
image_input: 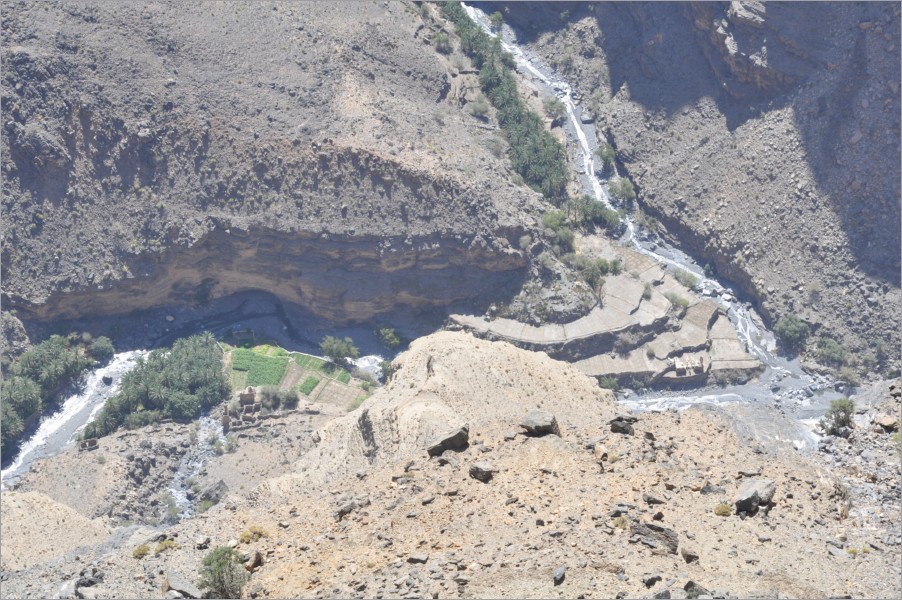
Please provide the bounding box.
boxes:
[680,546,700,564]
[426,424,469,457]
[609,416,636,435]
[199,479,229,505]
[684,580,711,599]
[735,478,776,514]
[407,553,429,564]
[630,522,679,555]
[245,551,263,572]
[553,566,566,586]
[163,573,202,599]
[643,574,662,588]
[469,462,496,483]
[877,414,899,431]
[520,410,561,437]
[643,493,665,505]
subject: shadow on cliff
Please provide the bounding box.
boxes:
[494,1,901,283]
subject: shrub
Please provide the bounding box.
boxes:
[613,515,629,529]
[543,96,566,122]
[376,327,401,349]
[773,314,809,353]
[199,546,249,599]
[489,10,504,30]
[319,336,360,367]
[132,544,150,559]
[433,32,452,54]
[714,503,732,517]
[197,499,215,513]
[642,283,653,300]
[664,292,689,311]
[595,143,616,171]
[89,336,115,365]
[569,195,622,232]
[469,95,491,117]
[673,269,699,290]
[839,366,860,387]
[155,539,179,554]
[816,338,849,366]
[820,398,855,436]
[239,525,268,544]
[609,177,636,206]
[599,376,619,391]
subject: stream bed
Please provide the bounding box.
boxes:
[462,3,846,448]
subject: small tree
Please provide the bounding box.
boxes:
[320,336,360,367]
[543,97,566,122]
[376,327,401,349]
[595,143,615,172]
[489,11,504,30]
[199,546,248,599]
[90,336,115,365]
[609,177,636,206]
[433,32,452,54]
[773,314,809,353]
[819,398,855,437]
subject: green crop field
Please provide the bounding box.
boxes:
[231,349,289,386]
[297,375,320,396]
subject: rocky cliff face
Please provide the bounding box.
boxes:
[500,1,901,375]
[1,1,542,327]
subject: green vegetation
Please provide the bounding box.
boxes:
[815,338,849,366]
[598,376,619,391]
[2,334,101,456]
[89,336,115,365]
[714,503,732,517]
[337,371,352,384]
[258,385,298,410]
[664,291,689,311]
[489,10,504,30]
[563,254,622,292]
[197,499,215,513]
[298,376,320,396]
[199,546,249,599]
[443,1,568,199]
[820,397,855,437]
[773,314,809,353]
[568,195,623,233]
[155,539,179,554]
[608,177,636,206]
[613,515,629,529]
[595,143,616,172]
[376,327,401,349]
[673,269,699,289]
[542,210,575,254]
[433,32,452,54]
[132,544,150,559]
[231,349,289,386]
[292,353,328,372]
[239,525,268,544]
[469,94,491,118]
[319,336,360,367]
[83,333,227,439]
[543,96,566,122]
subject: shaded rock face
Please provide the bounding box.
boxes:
[1,1,541,328]
[500,1,900,373]
[8,222,527,324]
